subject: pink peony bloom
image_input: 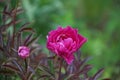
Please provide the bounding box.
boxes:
[47,26,87,64]
[18,46,30,59]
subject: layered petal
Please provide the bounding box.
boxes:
[46,26,87,64]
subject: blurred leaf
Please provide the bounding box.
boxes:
[48,60,55,74]
[27,66,36,80]
[23,33,33,46]
[92,68,104,80]
[19,27,34,33]
[64,74,74,80]
[6,32,11,52]
[0,45,4,51]
[32,53,46,63]
[0,32,3,47]
[80,64,92,74]
[0,69,15,75]
[2,57,17,64]
[38,65,55,79]
[12,60,24,74]
[2,64,19,72]
[11,7,23,16]
[26,36,38,46]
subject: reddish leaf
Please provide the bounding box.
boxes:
[0,32,3,47]
[12,60,24,74]
[23,33,33,46]
[92,68,104,80]
[19,27,34,33]
[26,36,38,46]
[2,64,19,72]
[11,7,23,16]
[19,23,34,33]
[79,64,92,74]
[0,69,15,75]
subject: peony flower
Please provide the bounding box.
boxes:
[18,46,30,59]
[46,26,87,64]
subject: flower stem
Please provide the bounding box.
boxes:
[58,58,63,80]
[24,59,27,73]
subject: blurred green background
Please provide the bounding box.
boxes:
[0,0,120,79]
